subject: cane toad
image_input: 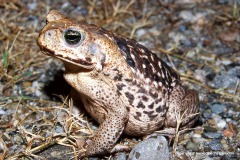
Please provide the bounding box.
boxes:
[37,10,199,158]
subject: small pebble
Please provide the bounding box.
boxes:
[208,140,222,151]
[192,137,206,144]
[128,135,169,160]
[55,125,64,133]
[88,158,98,160]
[204,156,215,160]
[212,115,227,129]
[197,17,206,27]
[202,132,222,139]
[217,120,227,129]
[212,73,239,90]
[202,112,212,119]
[179,11,194,22]
[208,119,216,125]
[27,2,38,11]
[185,141,199,152]
[209,103,226,114]
[194,128,203,134]
[114,152,127,160]
[178,25,188,33]
[223,129,234,138]
[204,126,218,132]
[0,141,4,150]
[193,134,201,138]
[22,81,32,88]
[206,72,216,81]
[0,109,6,115]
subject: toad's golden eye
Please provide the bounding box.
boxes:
[64,29,81,45]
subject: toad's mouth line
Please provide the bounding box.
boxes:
[41,50,95,69]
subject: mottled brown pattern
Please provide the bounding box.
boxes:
[37,10,200,158]
[113,35,179,90]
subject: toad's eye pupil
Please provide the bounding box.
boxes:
[64,30,81,45]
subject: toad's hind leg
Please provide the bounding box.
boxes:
[164,85,199,129]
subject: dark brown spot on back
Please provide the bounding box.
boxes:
[149,91,158,98]
[114,73,123,81]
[148,102,154,109]
[142,95,148,102]
[143,110,154,115]
[137,87,146,94]
[125,92,134,104]
[155,106,162,113]
[155,98,162,104]
[116,83,125,90]
[137,101,145,109]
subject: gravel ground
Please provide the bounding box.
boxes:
[0,0,239,160]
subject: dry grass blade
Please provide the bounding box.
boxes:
[2,95,92,159]
[2,50,8,69]
[87,0,98,17]
[157,47,201,67]
[234,79,239,95]
[172,110,199,153]
[130,17,152,39]
[0,136,7,160]
[233,0,239,18]
[129,2,153,38]
[111,0,135,17]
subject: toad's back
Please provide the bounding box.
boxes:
[98,31,182,135]
[37,10,199,158]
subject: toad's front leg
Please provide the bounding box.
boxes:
[63,73,129,159]
[79,110,129,159]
